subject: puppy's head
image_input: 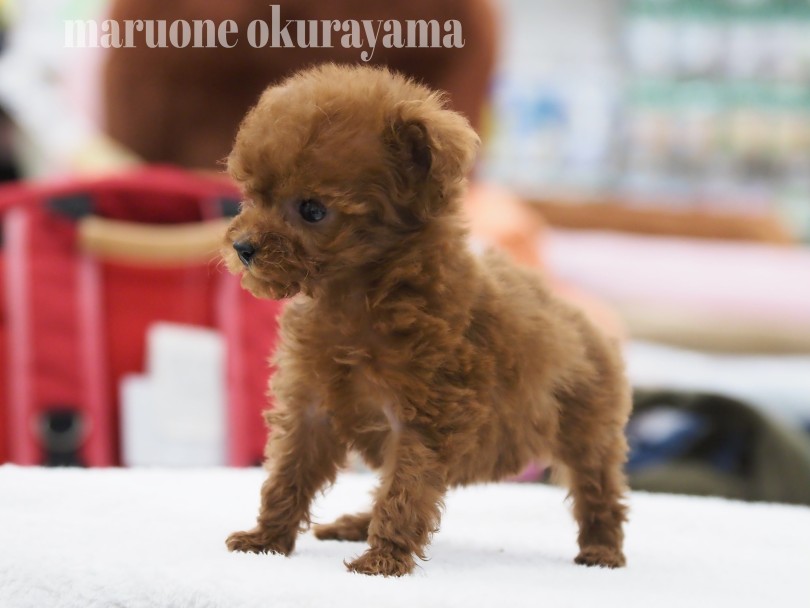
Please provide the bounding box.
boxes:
[222,64,479,300]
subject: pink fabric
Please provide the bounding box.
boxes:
[545,230,810,325]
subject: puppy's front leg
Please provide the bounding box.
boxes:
[346,428,446,576]
[227,403,346,556]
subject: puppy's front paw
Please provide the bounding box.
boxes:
[345,548,415,577]
[225,527,295,556]
[575,545,626,568]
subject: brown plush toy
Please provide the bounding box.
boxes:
[104,0,497,170]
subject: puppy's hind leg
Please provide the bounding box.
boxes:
[555,382,630,569]
[313,512,371,542]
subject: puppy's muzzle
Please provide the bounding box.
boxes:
[233,240,256,267]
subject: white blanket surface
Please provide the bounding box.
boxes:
[1,466,808,607]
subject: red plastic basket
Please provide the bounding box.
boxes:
[0,167,280,467]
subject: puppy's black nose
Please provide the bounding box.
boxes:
[233,240,256,267]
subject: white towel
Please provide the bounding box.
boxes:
[0,466,807,607]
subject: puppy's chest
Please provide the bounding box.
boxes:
[310,313,380,368]
[310,320,401,432]
[286,302,414,430]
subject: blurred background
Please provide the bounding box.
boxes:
[0,0,808,505]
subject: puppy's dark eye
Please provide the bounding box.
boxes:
[299,198,327,223]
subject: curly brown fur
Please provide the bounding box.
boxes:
[223,64,631,576]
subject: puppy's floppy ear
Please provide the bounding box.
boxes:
[388,119,432,181]
[385,96,480,192]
